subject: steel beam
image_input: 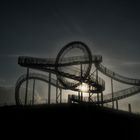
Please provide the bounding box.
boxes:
[25,68,29,105]
[111,78,114,109]
[48,72,51,104]
[128,103,132,113]
[116,100,118,110]
[32,79,35,105]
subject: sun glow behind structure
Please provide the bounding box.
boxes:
[78,83,89,92]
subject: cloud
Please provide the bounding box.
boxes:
[0,55,19,58]
[123,62,140,66]
[0,85,46,106]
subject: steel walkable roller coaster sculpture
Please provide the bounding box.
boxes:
[15,41,140,106]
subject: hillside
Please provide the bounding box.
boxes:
[0,103,140,138]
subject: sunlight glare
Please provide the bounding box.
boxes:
[79,83,89,92]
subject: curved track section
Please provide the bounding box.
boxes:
[103,86,140,103]
[90,86,140,103]
[18,56,105,92]
[18,55,102,67]
[55,41,92,89]
[15,73,105,105]
[93,63,140,103]
[70,86,140,104]
[96,64,140,86]
[15,73,64,105]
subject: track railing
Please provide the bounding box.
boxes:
[96,64,140,86]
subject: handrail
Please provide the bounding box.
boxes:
[96,64,140,86]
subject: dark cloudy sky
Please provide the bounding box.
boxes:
[1,0,140,112]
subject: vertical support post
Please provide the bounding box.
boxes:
[97,94,99,105]
[60,89,62,103]
[78,91,80,100]
[80,64,83,101]
[48,72,51,104]
[80,63,83,81]
[128,103,132,113]
[81,92,83,101]
[68,95,71,103]
[88,76,91,102]
[88,86,91,102]
[56,78,58,104]
[56,80,62,104]
[88,92,90,102]
[25,68,29,105]
[111,78,114,109]
[101,91,103,106]
[32,79,35,105]
[116,100,118,110]
[96,69,99,105]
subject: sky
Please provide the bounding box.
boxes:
[1,0,140,112]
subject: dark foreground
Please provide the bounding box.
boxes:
[0,103,140,138]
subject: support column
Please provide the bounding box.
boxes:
[101,91,103,106]
[48,72,51,104]
[80,64,83,102]
[111,78,114,109]
[60,89,62,103]
[56,78,58,104]
[25,68,29,105]
[116,100,118,110]
[97,94,99,106]
[88,76,91,102]
[81,92,83,101]
[78,91,80,100]
[56,87,62,104]
[128,103,132,113]
[96,69,99,105]
[32,79,35,105]
[89,92,92,102]
[68,95,71,103]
